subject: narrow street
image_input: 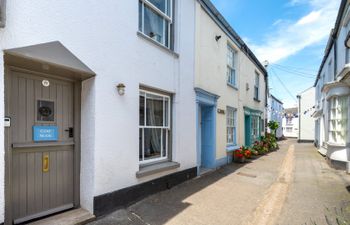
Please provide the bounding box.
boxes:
[89,139,350,225]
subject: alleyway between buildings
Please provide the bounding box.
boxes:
[89,140,350,225]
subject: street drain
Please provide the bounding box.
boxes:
[237,172,257,178]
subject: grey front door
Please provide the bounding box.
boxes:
[8,70,75,224]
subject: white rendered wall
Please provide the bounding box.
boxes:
[299,88,316,141]
[0,0,197,220]
[282,117,299,138]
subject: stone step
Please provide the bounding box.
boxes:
[27,208,95,225]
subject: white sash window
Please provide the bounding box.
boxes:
[328,96,348,145]
[227,107,237,145]
[139,0,173,48]
[139,90,171,164]
[227,45,237,87]
[254,73,260,100]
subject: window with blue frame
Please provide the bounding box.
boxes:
[227,45,237,87]
[227,107,237,146]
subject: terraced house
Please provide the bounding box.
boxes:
[314,0,350,171]
[0,0,198,224]
[0,0,268,224]
[194,0,268,174]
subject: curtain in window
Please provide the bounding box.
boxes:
[144,6,166,44]
[143,95,163,158]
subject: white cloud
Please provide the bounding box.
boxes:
[296,11,321,25]
[250,0,341,63]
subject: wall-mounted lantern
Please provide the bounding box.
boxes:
[116,83,126,96]
[215,35,222,42]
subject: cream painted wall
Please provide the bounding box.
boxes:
[195,3,266,161]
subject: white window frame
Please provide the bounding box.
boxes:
[254,73,260,100]
[139,89,171,164]
[328,96,348,145]
[139,0,173,48]
[251,116,260,141]
[227,45,237,87]
[226,107,237,146]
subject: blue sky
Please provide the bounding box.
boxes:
[211,0,341,107]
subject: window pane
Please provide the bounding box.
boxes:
[146,93,164,126]
[139,1,143,31]
[164,98,169,127]
[144,128,162,160]
[162,129,167,157]
[139,128,143,161]
[144,6,169,46]
[37,100,55,122]
[148,0,170,16]
[140,95,145,126]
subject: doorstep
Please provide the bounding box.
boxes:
[27,208,95,225]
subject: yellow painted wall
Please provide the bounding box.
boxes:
[195,3,266,161]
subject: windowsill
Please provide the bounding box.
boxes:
[254,98,261,102]
[136,161,180,178]
[227,83,238,90]
[326,142,347,148]
[226,145,240,152]
[137,31,179,58]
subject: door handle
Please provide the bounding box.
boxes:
[64,127,74,138]
[43,154,49,172]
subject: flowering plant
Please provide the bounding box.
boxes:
[252,141,269,155]
[261,133,279,150]
[234,146,252,159]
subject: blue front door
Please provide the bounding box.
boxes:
[201,106,215,168]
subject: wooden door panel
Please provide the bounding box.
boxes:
[9,70,75,223]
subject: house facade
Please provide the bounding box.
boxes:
[282,107,299,138]
[314,0,350,171]
[268,95,284,138]
[0,0,198,224]
[297,87,315,142]
[194,0,267,172]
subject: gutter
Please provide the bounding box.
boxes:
[314,0,348,87]
[197,0,268,77]
[0,0,6,28]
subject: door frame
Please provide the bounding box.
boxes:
[195,88,219,175]
[4,66,82,224]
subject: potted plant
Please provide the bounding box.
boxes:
[233,146,251,163]
[268,120,279,138]
[233,148,245,163]
[263,133,279,151]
